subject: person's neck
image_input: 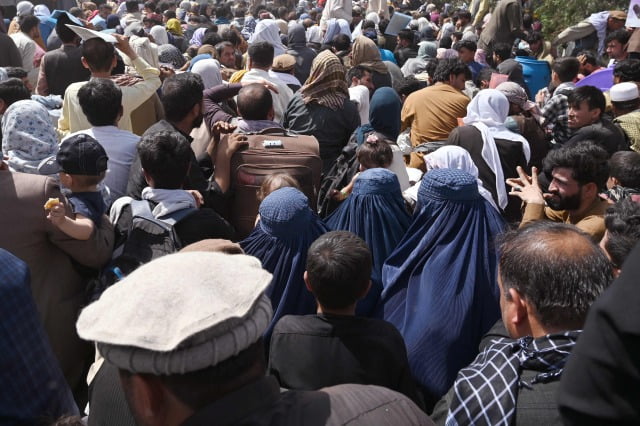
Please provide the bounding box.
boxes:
[250,66,270,72]
[91,70,113,78]
[568,194,599,218]
[168,118,193,135]
[70,184,99,192]
[317,303,356,316]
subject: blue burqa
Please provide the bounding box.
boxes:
[379,168,506,401]
[326,168,411,316]
[241,187,329,338]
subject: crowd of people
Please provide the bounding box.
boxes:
[1,0,640,424]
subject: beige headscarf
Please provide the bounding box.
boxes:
[300,50,348,111]
[351,35,388,74]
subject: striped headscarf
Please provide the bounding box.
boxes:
[300,51,348,111]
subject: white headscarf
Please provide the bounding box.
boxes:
[33,4,50,17]
[16,1,33,16]
[306,25,323,44]
[150,25,169,45]
[323,18,351,43]
[249,19,286,56]
[122,36,160,69]
[2,100,58,175]
[191,58,222,89]
[463,89,530,210]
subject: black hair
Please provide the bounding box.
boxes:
[393,75,426,98]
[4,67,26,79]
[161,73,204,122]
[82,38,116,72]
[552,57,580,82]
[378,18,389,34]
[499,221,612,330]
[144,1,157,12]
[567,85,606,117]
[357,137,393,169]
[456,10,471,20]
[125,0,139,13]
[237,83,272,120]
[220,27,242,47]
[543,140,610,188]
[69,7,83,17]
[18,14,40,33]
[453,39,477,53]
[604,199,640,269]
[138,131,192,189]
[361,19,375,30]
[0,78,31,107]
[78,78,122,127]
[432,58,468,83]
[493,42,512,61]
[346,65,370,82]
[577,50,599,66]
[475,66,496,87]
[202,31,223,47]
[614,59,640,82]
[609,151,640,188]
[248,41,274,68]
[425,57,438,77]
[605,29,631,46]
[56,14,78,43]
[397,28,415,45]
[439,35,452,49]
[215,41,234,55]
[331,33,351,51]
[526,31,543,44]
[164,9,176,19]
[305,231,372,309]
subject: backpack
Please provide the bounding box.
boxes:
[87,199,196,301]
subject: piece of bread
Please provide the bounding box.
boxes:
[43,197,60,210]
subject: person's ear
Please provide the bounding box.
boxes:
[121,374,167,424]
[81,56,91,70]
[267,106,274,121]
[581,182,598,200]
[609,176,620,187]
[303,271,313,293]
[591,107,602,122]
[142,169,153,186]
[358,280,372,300]
[505,288,528,327]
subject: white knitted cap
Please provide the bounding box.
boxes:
[76,252,273,375]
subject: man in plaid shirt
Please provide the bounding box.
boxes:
[431,222,613,426]
[536,57,580,144]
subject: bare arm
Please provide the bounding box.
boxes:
[47,203,95,240]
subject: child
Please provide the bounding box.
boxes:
[40,134,109,240]
[255,172,301,224]
[268,231,422,408]
[331,135,393,201]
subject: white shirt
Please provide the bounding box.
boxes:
[241,68,294,124]
[9,31,37,84]
[58,56,161,137]
[65,126,140,201]
[349,85,370,126]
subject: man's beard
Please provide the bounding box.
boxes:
[192,113,203,129]
[546,189,582,211]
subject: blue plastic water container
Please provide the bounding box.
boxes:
[515,56,551,96]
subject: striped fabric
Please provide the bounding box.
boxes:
[300,50,348,111]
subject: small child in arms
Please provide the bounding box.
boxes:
[332,134,393,201]
[40,134,109,240]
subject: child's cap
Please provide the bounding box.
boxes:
[39,134,108,176]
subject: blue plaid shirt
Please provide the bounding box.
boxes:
[0,249,78,423]
[541,82,576,144]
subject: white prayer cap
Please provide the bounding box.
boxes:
[76,252,273,375]
[610,82,639,102]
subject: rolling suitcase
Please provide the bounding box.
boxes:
[228,128,322,239]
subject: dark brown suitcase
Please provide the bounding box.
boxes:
[228,128,322,239]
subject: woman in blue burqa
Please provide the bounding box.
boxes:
[326,168,411,316]
[379,168,506,410]
[241,187,328,338]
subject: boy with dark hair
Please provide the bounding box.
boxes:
[605,29,630,65]
[565,85,628,154]
[537,56,580,144]
[268,231,422,408]
[112,130,234,249]
[41,134,109,241]
[493,41,527,94]
[394,28,418,67]
[73,78,140,200]
[454,39,485,80]
[601,199,640,274]
[605,151,640,202]
[58,33,161,136]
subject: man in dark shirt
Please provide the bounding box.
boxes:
[431,222,612,425]
[114,130,235,247]
[268,231,422,408]
[565,85,628,154]
[394,29,418,67]
[36,14,90,97]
